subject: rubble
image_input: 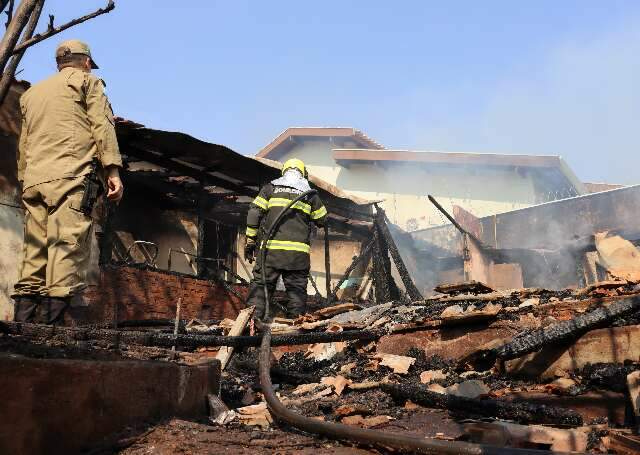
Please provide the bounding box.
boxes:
[380,382,583,426]
[7,258,640,452]
[462,421,589,452]
[375,353,415,374]
[595,233,640,282]
[627,371,640,419]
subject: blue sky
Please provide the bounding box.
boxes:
[18,1,640,184]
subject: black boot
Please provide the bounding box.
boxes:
[42,297,69,326]
[13,296,39,322]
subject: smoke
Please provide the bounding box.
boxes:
[404,17,640,185]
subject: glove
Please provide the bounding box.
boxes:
[244,238,257,263]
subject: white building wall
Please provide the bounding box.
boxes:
[0,204,23,320]
[277,140,539,232]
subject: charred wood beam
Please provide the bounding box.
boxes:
[98,200,116,265]
[124,145,256,197]
[375,207,423,301]
[11,0,115,54]
[124,151,371,224]
[324,222,332,302]
[464,296,640,371]
[0,321,385,349]
[232,359,321,386]
[88,319,221,331]
[380,383,583,427]
[321,203,372,223]
[218,261,249,285]
[371,222,399,303]
[323,216,371,239]
[428,195,471,237]
[308,272,323,300]
[330,236,375,303]
[426,195,493,254]
[196,208,206,276]
[122,170,201,207]
[272,365,321,385]
[371,226,387,303]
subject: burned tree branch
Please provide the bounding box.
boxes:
[4,0,14,28]
[380,383,583,427]
[0,0,43,105]
[0,0,37,74]
[12,0,115,55]
[0,1,11,15]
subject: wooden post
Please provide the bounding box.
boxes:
[216,306,255,371]
[171,298,182,356]
[324,222,331,303]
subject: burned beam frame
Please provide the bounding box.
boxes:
[0,322,385,349]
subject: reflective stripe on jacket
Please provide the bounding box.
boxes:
[245,182,327,270]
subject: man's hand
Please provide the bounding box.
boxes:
[106,166,124,203]
[244,238,257,263]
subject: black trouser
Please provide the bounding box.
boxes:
[246,262,309,320]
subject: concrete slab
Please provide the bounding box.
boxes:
[0,203,23,321]
[0,352,220,455]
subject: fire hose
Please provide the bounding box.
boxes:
[256,191,572,454]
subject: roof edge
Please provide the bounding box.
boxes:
[332,148,566,167]
[256,127,385,159]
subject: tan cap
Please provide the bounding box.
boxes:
[55,39,98,69]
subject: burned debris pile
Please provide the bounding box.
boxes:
[6,278,640,453]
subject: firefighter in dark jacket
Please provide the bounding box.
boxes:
[244,158,327,320]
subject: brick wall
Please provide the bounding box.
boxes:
[72,265,247,324]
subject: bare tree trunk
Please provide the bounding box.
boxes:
[12,0,114,55]
[0,0,42,105]
[0,0,37,75]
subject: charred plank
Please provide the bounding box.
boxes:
[380,382,583,427]
[0,321,384,349]
[464,296,640,371]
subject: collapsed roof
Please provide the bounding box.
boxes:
[116,121,374,231]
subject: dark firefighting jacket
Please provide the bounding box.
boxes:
[245,179,327,270]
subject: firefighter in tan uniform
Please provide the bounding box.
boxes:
[12,40,124,324]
